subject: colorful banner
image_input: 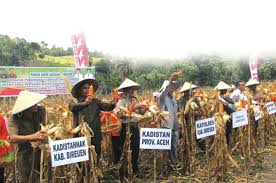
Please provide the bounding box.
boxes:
[0,66,95,97]
[71,33,89,68]
[249,55,259,80]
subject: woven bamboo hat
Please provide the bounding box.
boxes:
[118,78,141,91]
[179,82,198,93]
[71,78,98,98]
[214,81,232,90]
[11,90,47,115]
[245,79,260,87]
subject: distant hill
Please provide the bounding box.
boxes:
[34,53,104,67]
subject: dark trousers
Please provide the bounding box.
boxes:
[0,166,4,183]
[226,120,232,146]
[112,124,140,174]
[91,138,101,165]
[111,136,122,164]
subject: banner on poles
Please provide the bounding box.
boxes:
[71,33,89,68]
[140,128,171,150]
[249,55,259,80]
[232,110,248,128]
[253,106,262,121]
[266,102,276,115]
[195,117,216,139]
[50,137,89,167]
[0,66,95,97]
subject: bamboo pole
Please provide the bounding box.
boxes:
[205,138,211,183]
[153,150,157,183]
[127,121,133,182]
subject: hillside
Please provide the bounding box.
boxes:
[35,54,104,67]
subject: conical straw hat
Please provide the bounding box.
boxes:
[214,81,232,90]
[179,82,198,93]
[245,78,260,86]
[71,78,98,98]
[12,90,47,115]
[118,78,141,91]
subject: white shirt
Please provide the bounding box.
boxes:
[230,89,248,102]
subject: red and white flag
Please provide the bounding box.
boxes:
[249,55,259,80]
[71,33,89,68]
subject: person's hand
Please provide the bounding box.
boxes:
[31,130,46,141]
[85,96,93,104]
[133,103,143,110]
[170,71,182,81]
[139,107,147,115]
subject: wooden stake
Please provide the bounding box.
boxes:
[242,127,249,183]
[40,148,44,182]
[205,138,211,183]
[153,150,157,183]
[127,122,133,182]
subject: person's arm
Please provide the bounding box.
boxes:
[158,72,180,105]
[230,90,238,102]
[9,131,46,143]
[98,99,116,111]
[69,99,89,112]
[8,117,46,143]
[252,94,264,101]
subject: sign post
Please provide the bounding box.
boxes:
[140,128,172,182]
[232,110,248,129]
[266,102,276,115]
[50,137,89,167]
[253,106,262,121]
[232,109,249,182]
[195,117,216,183]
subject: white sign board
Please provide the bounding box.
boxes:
[195,117,216,139]
[50,137,89,167]
[266,102,276,115]
[253,106,262,121]
[232,110,248,128]
[140,128,171,150]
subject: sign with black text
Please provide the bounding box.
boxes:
[253,106,262,121]
[50,137,89,167]
[196,117,216,139]
[232,110,248,128]
[140,128,171,150]
[266,102,276,115]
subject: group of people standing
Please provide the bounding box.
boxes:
[2,70,264,182]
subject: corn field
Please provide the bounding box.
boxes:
[1,82,276,183]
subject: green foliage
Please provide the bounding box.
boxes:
[35,54,75,66]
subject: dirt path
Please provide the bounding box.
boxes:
[262,150,276,183]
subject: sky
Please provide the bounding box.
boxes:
[1,0,276,58]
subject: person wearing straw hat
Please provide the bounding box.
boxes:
[214,81,235,145]
[245,78,264,136]
[245,79,264,104]
[69,78,117,165]
[8,90,47,183]
[156,72,181,171]
[177,82,199,111]
[114,78,146,177]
